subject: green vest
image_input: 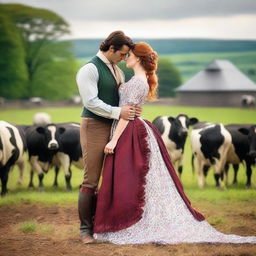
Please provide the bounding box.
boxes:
[81,56,120,123]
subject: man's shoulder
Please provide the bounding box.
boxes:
[78,62,98,74]
[76,62,99,82]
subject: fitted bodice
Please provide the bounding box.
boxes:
[118,76,149,107]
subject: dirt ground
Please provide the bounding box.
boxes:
[0,201,256,256]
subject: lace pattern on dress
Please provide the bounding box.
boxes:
[110,76,149,139]
[95,119,256,245]
[118,76,149,107]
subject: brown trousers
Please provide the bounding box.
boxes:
[80,118,112,191]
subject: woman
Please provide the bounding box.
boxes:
[93,42,256,244]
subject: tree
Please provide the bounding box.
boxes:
[1,4,70,41]
[0,4,77,99]
[158,58,182,97]
[118,57,182,97]
[30,41,78,100]
[0,12,28,98]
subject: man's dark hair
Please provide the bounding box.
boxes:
[100,31,134,52]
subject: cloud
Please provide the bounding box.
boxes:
[1,0,256,39]
[64,15,256,39]
[1,0,256,21]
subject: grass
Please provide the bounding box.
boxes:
[208,217,225,226]
[38,224,55,234]
[0,105,256,206]
[1,105,256,124]
[164,51,256,83]
[18,220,55,234]
[19,221,37,233]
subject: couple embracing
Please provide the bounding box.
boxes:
[76,31,256,245]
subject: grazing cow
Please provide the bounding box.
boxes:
[0,121,26,196]
[33,112,52,125]
[29,97,43,106]
[70,94,82,105]
[27,122,82,190]
[240,125,256,161]
[26,124,60,190]
[190,123,232,189]
[241,95,255,108]
[152,114,198,176]
[51,122,83,190]
[15,125,31,185]
[224,124,255,188]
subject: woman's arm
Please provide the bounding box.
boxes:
[104,118,129,154]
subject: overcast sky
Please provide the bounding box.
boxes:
[1,0,256,39]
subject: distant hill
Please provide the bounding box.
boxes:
[69,38,256,58]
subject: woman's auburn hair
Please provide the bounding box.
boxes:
[132,42,158,100]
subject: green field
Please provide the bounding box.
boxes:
[167,51,256,83]
[0,105,256,205]
[78,51,256,84]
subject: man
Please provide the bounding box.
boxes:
[76,31,139,244]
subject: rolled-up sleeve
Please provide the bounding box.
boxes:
[76,63,121,120]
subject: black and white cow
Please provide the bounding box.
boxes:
[152,114,198,176]
[225,124,256,187]
[51,122,83,190]
[0,121,26,196]
[26,124,60,190]
[190,123,232,189]
[33,112,52,125]
[240,125,256,160]
[27,122,83,190]
[241,95,255,108]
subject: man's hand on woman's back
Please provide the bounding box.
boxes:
[135,106,142,117]
[120,105,143,120]
[120,105,136,120]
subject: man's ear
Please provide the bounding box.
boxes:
[109,45,114,52]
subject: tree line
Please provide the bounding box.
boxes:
[0,4,181,100]
[0,4,77,100]
[72,39,256,58]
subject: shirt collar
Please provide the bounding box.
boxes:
[96,51,112,65]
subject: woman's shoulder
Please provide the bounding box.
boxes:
[132,75,147,83]
[121,76,149,89]
[118,76,149,106]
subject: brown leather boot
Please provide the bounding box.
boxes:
[78,191,96,244]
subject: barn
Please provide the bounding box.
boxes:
[175,59,256,107]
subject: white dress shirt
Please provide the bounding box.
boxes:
[76,51,125,120]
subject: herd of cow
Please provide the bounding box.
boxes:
[0,113,255,196]
[0,113,83,196]
[153,115,256,189]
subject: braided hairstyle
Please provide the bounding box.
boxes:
[132,42,158,100]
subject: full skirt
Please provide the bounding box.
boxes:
[94,118,256,244]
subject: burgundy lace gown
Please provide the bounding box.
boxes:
[93,76,256,245]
